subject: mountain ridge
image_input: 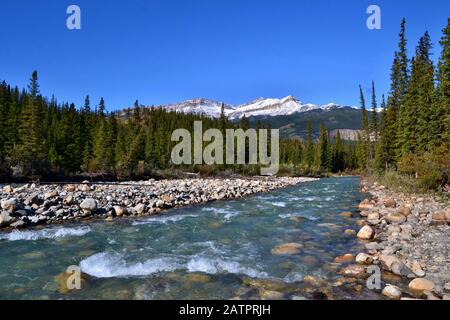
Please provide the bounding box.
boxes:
[129,95,359,120]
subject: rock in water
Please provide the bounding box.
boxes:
[339,211,353,218]
[54,271,90,294]
[382,284,402,300]
[271,243,303,255]
[338,265,366,278]
[334,254,354,263]
[357,225,374,240]
[80,198,97,212]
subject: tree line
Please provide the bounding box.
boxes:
[0,72,360,180]
[356,18,449,190]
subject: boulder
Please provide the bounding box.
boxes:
[0,211,13,227]
[408,278,435,296]
[382,284,402,300]
[334,254,354,263]
[344,229,357,236]
[54,271,90,294]
[355,253,373,265]
[24,193,40,205]
[44,190,58,199]
[79,184,91,192]
[384,198,397,208]
[339,211,353,218]
[444,209,450,222]
[1,198,18,213]
[64,184,77,192]
[2,185,13,193]
[338,264,366,278]
[379,254,402,271]
[160,195,173,202]
[134,204,146,215]
[385,212,406,224]
[10,220,25,228]
[431,211,446,225]
[358,199,374,211]
[367,212,380,221]
[411,261,425,277]
[271,243,303,255]
[397,207,412,217]
[113,206,127,217]
[259,289,284,300]
[357,225,374,240]
[63,194,74,205]
[80,198,97,212]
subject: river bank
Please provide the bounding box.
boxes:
[0,177,317,230]
[345,179,449,300]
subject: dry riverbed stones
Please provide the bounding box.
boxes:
[336,179,450,300]
[0,177,317,230]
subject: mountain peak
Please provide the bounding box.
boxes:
[138,96,354,120]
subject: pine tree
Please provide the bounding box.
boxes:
[316,124,330,171]
[370,81,378,140]
[332,131,344,172]
[435,19,450,148]
[304,120,314,169]
[382,18,409,164]
[17,71,45,174]
[398,32,435,155]
[359,85,370,168]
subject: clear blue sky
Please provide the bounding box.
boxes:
[0,0,448,111]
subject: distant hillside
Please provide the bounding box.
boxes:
[243,107,368,141]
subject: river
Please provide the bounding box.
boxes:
[0,176,382,299]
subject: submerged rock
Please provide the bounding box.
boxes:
[271,243,303,255]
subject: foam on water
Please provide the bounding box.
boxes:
[131,214,198,226]
[278,213,319,221]
[272,202,286,207]
[80,246,268,279]
[80,252,182,278]
[0,226,91,241]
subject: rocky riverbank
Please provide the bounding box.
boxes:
[336,179,449,300]
[0,177,317,230]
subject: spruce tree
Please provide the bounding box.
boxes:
[435,19,450,148]
[359,85,370,168]
[370,81,378,140]
[305,120,314,169]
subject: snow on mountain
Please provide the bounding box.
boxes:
[150,96,356,119]
[162,98,235,118]
[229,96,318,119]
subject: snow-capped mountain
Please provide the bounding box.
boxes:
[162,98,235,118]
[152,96,356,120]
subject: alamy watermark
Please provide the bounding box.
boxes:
[65,265,82,290]
[171,121,280,175]
[66,5,81,30]
[366,5,381,30]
